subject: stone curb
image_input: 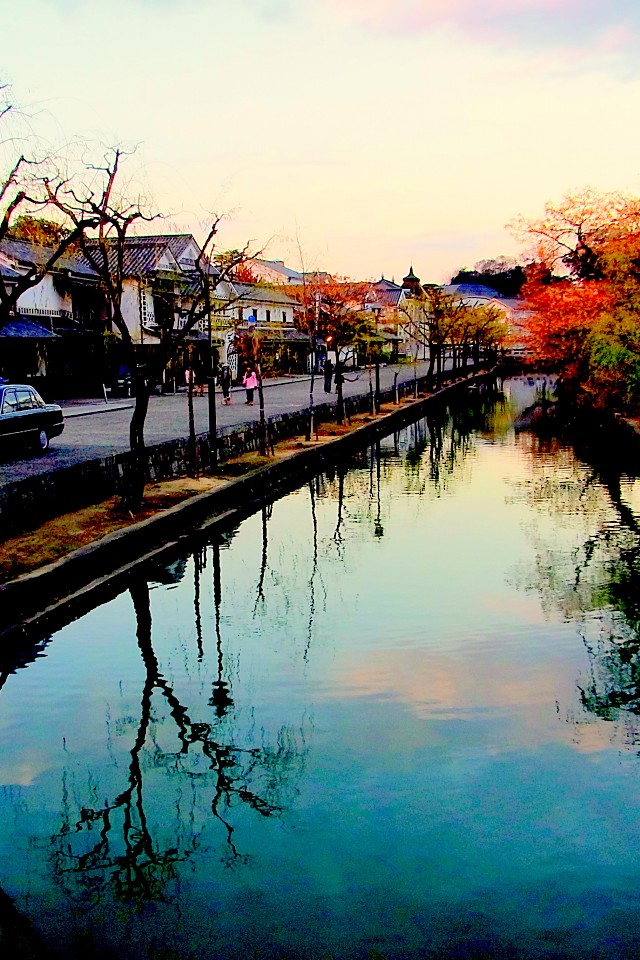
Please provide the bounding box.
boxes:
[63,402,135,418]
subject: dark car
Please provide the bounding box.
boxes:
[110,365,132,398]
[0,383,64,453]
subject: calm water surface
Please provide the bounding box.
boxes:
[2,379,640,959]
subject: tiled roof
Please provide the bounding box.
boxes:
[0,317,60,338]
[85,238,178,276]
[85,234,213,279]
[232,282,298,306]
[0,237,97,277]
[374,288,404,308]
[119,234,198,262]
[253,259,304,282]
[374,277,403,292]
[443,283,503,300]
[0,262,22,280]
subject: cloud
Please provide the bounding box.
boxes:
[323,0,640,57]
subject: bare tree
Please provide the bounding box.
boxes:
[45,149,252,507]
[0,85,97,330]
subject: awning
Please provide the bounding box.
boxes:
[0,318,60,338]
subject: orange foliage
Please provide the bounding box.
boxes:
[521,271,616,362]
[232,262,259,283]
[510,188,640,278]
[285,276,371,337]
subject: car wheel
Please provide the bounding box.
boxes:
[36,429,50,453]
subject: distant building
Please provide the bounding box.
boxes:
[246,258,332,287]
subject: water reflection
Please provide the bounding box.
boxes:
[46,571,307,923]
[511,424,640,747]
[5,379,640,958]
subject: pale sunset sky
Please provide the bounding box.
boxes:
[3,0,640,282]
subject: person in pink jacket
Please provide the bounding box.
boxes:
[243,366,258,405]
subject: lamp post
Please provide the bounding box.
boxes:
[207,302,218,470]
[373,306,381,413]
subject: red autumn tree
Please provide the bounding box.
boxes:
[513,189,640,412]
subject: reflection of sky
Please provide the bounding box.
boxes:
[2,403,640,956]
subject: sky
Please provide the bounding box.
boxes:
[2,0,640,283]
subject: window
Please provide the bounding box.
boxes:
[266,309,271,322]
[2,389,18,414]
[282,310,287,322]
[16,389,36,411]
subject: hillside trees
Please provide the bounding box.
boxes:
[450,256,526,297]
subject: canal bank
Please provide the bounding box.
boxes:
[0,371,495,640]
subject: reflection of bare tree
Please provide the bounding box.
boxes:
[254,504,272,615]
[333,463,345,547]
[374,441,384,539]
[304,481,319,661]
[425,408,444,490]
[193,545,205,662]
[49,575,305,907]
[210,540,234,717]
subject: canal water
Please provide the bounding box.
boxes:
[2,379,640,959]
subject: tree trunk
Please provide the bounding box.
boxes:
[207,361,218,470]
[187,371,197,478]
[336,362,345,426]
[436,345,443,387]
[426,346,436,390]
[256,363,268,456]
[368,359,374,414]
[306,342,316,442]
[125,371,150,511]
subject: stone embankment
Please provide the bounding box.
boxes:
[0,370,493,640]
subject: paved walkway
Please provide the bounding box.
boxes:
[0,361,439,486]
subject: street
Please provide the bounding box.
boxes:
[0,361,438,487]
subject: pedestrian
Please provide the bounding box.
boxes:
[219,364,232,405]
[243,366,258,405]
[323,357,333,393]
[185,366,196,392]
